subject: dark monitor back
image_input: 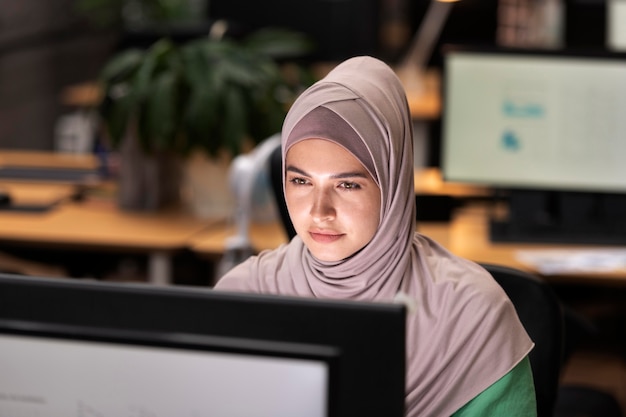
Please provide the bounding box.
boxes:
[208,0,381,61]
[0,273,406,417]
[565,0,607,49]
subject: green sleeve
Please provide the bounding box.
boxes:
[451,356,537,417]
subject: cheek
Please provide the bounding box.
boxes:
[360,188,381,220]
[359,197,381,236]
[358,189,381,241]
[284,189,304,219]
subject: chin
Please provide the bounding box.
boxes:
[305,245,344,263]
[309,250,340,263]
[307,244,358,263]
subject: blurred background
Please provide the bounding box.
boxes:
[0,0,611,152]
[2,1,626,414]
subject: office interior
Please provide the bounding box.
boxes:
[2,0,626,415]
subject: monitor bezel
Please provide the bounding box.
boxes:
[0,273,406,417]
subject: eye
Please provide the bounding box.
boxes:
[339,181,361,190]
[288,177,309,186]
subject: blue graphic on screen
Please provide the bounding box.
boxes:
[502,99,545,118]
[501,130,521,151]
[500,95,546,153]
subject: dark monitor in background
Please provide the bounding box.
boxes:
[441,47,626,245]
[565,0,607,49]
[0,273,406,417]
[208,0,381,62]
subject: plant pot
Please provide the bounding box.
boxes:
[181,150,235,220]
[117,133,182,211]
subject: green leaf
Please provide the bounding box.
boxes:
[247,86,286,143]
[220,85,248,156]
[99,49,144,83]
[99,92,134,147]
[184,79,220,153]
[132,39,175,100]
[243,27,315,58]
[180,42,210,86]
[144,71,181,151]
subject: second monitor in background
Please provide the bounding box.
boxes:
[442,47,626,245]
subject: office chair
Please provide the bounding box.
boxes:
[480,263,564,417]
[269,144,296,240]
[481,263,623,417]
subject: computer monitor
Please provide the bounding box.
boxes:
[208,0,381,62]
[441,47,626,244]
[0,274,406,417]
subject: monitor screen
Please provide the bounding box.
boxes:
[0,322,331,417]
[441,47,626,194]
[0,274,406,417]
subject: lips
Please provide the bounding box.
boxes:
[309,230,343,243]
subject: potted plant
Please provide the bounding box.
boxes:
[96,27,314,212]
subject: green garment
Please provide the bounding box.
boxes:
[451,356,537,417]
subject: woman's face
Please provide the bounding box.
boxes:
[285,138,381,262]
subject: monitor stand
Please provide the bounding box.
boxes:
[490,190,626,246]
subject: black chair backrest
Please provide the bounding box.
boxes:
[481,263,564,417]
[269,145,297,240]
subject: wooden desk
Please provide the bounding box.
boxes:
[0,150,98,170]
[0,150,218,284]
[0,199,214,284]
[414,167,490,197]
[190,221,288,258]
[422,204,626,287]
[0,181,78,206]
[192,203,626,286]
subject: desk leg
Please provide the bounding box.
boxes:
[148,252,171,285]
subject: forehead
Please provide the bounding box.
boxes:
[286,139,366,169]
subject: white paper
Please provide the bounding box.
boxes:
[516,248,626,275]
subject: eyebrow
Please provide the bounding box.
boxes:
[286,165,370,180]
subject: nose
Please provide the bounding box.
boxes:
[310,187,336,223]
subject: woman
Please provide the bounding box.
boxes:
[214,56,536,416]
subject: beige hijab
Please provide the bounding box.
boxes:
[215,56,533,416]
